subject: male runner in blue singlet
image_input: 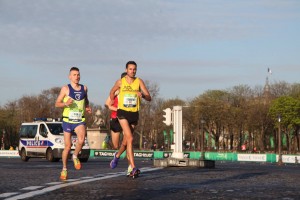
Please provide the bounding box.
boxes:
[55,67,92,180]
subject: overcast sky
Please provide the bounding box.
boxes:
[1,0,299,107]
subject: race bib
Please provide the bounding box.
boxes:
[69,111,82,122]
[123,94,137,108]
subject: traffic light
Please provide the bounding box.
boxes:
[163,108,172,126]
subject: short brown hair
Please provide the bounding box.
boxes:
[70,67,79,72]
[126,61,137,69]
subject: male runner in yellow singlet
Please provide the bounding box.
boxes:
[109,61,151,177]
[55,67,92,180]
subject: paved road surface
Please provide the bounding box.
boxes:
[0,158,299,199]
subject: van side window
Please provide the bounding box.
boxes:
[47,123,63,135]
[28,125,38,138]
[20,125,38,138]
[39,124,47,137]
[20,126,28,138]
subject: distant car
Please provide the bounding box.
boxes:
[18,118,90,162]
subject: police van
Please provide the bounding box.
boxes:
[18,118,90,162]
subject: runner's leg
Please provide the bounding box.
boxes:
[62,132,71,169]
[73,124,86,156]
[119,119,135,169]
[111,130,120,150]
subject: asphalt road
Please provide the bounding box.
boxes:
[0,157,300,200]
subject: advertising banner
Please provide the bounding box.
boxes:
[238,154,267,162]
[0,150,19,157]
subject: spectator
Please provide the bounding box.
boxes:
[151,143,157,151]
[160,145,165,151]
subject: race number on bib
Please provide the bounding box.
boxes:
[69,111,82,122]
[123,94,137,108]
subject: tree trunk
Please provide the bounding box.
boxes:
[296,134,300,151]
[139,132,143,149]
[197,131,200,150]
[215,135,220,151]
[229,132,234,151]
[259,126,265,151]
[208,127,212,150]
[239,129,242,151]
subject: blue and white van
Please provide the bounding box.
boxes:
[18,118,90,162]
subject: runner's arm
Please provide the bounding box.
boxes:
[139,79,151,101]
[109,79,121,104]
[55,86,69,108]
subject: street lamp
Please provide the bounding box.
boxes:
[200,119,205,160]
[278,115,283,165]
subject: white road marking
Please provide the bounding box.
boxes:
[0,193,19,198]
[64,178,80,182]
[20,186,44,191]
[45,182,62,186]
[3,167,162,200]
[80,176,94,179]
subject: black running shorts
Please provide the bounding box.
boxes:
[110,118,122,133]
[117,109,139,126]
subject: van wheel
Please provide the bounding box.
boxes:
[46,148,58,162]
[21,148,29,162]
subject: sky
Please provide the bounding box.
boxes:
[1,0,300,107]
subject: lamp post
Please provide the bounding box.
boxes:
[200,119,205,160]
[278,115,283,165]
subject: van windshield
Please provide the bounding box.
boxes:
[47,123,64,135]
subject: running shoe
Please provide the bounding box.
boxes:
[126,165,133,176]
[73,157,81,170]
[130,168,140,178]
[60,170,67,180]
[110,152,119,169]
